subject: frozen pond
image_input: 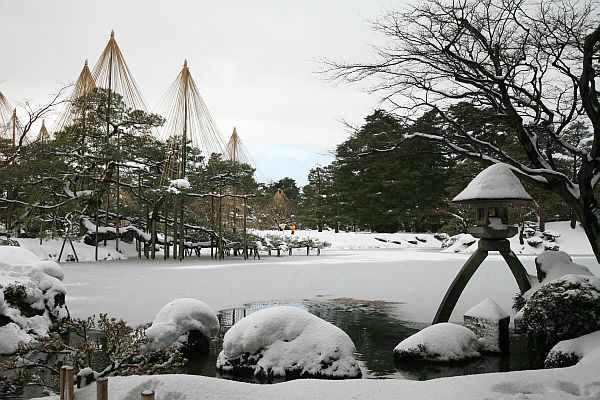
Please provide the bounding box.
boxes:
[60,248,600,325]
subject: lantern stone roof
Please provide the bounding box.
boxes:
[453,163,533,203]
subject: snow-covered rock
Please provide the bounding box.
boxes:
[216,306,361,379]
[146,298,219,350]
[464,299,510,353]
[535,250,593,283]
[0,246,68,354]
[394,323,481,362]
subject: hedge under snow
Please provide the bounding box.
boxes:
[0,246,68,354]
[216,306,362,379]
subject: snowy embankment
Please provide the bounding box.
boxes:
[252,229,441,250]
[12,221,592,262]
[36,348,600,400]
[442,221,594,255]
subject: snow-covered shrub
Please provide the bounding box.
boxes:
[522,274,600,353]
[544,331,600,369]
[393,323,481,362]
[433,232,449,242]
[534,251,593,283]
[216,306,361,380]
[0,314,185,396]
[0,247,68,354]
[440,234,476,253]
[542,230,561,242]
[527,236,543,247]
[512,292,526,311]
[544,350,580,368]
[146,298,219,353]
[0,237,20,246]
[523,227,536,238]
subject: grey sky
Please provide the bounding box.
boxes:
[1,0,397,185]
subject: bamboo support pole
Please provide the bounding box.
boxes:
[96,377,108,400]
[179,198,185,261]
[140,389,155,399]
[164,195,169,260]
[243,197,248,260]
[151,217,156,259]
[172,201,178,260]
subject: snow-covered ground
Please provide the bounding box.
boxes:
[7,221,598,400]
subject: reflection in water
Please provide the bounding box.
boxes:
[185,298,534,382]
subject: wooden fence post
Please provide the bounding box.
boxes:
[64,366,74,400]
[141,389,155,399]
[96,377,108,400]
[59,366,66,400]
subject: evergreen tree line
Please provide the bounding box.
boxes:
[1,91,590,239]
[296,103,590,234]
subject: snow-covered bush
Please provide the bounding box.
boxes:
[544,350,580,368]
[523,227,536,238]
[440,234,476,253]
[527,236,543,247]
[0,314,185,396]
[146,298,219,353]
[393,323,481,362]
[0,247,68,354]
[216,306,361,380]
[542,230,561,242]
[544,331,600,369]
[433,232,449,242]
[522,274,600,353]
[0,237,20,246]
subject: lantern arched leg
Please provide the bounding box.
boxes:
[432,249,488,324]
[500,250,532,293]
[432,238,532,324]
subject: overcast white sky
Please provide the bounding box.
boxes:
[0,0,399,185]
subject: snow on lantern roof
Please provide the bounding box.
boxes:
[453,163,533,203]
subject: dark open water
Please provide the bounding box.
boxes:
[186,298,533,382]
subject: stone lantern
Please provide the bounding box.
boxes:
[433,163,534,324]
[453,163,533,239]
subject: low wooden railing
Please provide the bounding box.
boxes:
[59,366,156,400]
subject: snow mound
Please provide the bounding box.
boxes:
[464,298,509,320]
[394,323,481,362]
[170,178,191,189]
[453,163,532,202]
[0,322,34,355]
[0,246,68,354]
[216,306,361,379]
[146,298,219,350]
[535,250,594,283]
